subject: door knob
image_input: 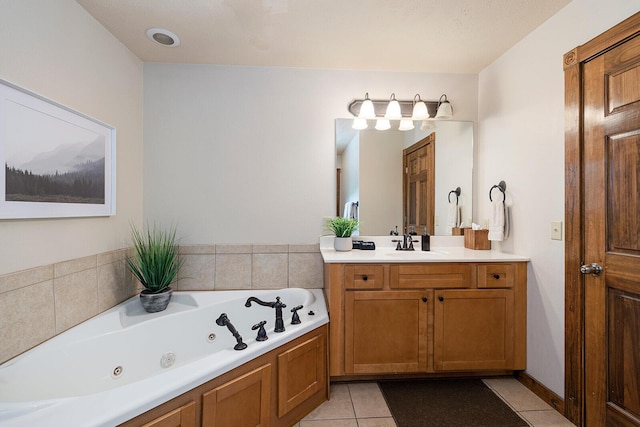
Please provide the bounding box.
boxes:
[580,263,603,276]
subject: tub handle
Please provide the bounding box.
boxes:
[291,305,304,325]
[251,320,268,341]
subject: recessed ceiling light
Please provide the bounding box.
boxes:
[146,28,180,47]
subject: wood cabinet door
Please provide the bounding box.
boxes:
[202,364,271,427]
[277,333,326,417]
[344,290,429,374]
[141,401,196,427]
[434,289,514,371]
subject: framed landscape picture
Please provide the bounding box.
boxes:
[0,79,115,219]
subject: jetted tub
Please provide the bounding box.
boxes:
[0,288,328,426]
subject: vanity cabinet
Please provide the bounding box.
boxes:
[326,261,526,379]
[344,290,430,374]
[434,289,515,371]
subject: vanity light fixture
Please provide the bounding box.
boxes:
[411,94,429,120]
[398,119,415,131]
[435,94,453,120]
[384,93,402,120]
[352,118,368,130]
[146,28,181,47]
[358,93,376,119]
[347,93,453,130]
[420,120,436,131]
[375,119,391,131]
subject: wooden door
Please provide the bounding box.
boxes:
[403,134,435,235]
[202,364,271,427]
[433,289,515,371]
[565,12,640,426]
[344,290,429,374]
[583,34,640,427]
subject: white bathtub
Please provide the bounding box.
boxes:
[0,288,328,426]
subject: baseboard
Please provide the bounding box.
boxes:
[516,371,564,414]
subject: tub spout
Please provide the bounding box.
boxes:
[215,313,247,350]
[245,296,287,333]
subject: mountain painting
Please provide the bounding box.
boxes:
[3,98,106,205]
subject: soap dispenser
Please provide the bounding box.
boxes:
[422,226,430,251]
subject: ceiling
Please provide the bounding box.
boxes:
[76,0,572,73]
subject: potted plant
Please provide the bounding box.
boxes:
[326,217,359,251]
[126,223,184,313]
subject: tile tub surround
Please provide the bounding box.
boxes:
[0,243,323,364]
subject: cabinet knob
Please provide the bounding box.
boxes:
[422,297,428,303]
[493,274,501,280]
[438,296,444,302]
[362,275,368,281]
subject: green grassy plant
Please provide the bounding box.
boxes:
[126,223,184,293]
[326,217,359,238]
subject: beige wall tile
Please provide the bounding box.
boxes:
[0,281,55,363]
[179,254,216,290]
[97,258,130,312]
[253,244,288,253]
[54,255,96,278]
[180,244,216,255]
[216,244,252,254]
[289,243,320,253]
[215,254,251,289]
[0,265,53,294]
[54,269,98,333]
[252,253,288,289]
[97,248,127,266]
[289,253,324,288]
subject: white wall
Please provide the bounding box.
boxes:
[477,0,640,396]
[143,64,477,244]
[0,0,144,276]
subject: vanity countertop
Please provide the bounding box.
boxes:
[320,236,530,263]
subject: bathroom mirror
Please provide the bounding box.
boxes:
[335,119,473,236]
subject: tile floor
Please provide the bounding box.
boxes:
[292,377,575,427]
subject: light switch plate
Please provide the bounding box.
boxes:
[551,221,563,240]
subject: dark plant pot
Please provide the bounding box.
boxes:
[139,287,173,313]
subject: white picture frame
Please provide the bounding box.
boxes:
[0,79,115,219]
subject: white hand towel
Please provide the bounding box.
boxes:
[503,205,510,240]
[343,202,352,219]
[488,200,505,241]
[447,203,460,228]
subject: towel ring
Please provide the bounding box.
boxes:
[489,181,506,202]
[448,187,461,205]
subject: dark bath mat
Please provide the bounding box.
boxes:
[379,379,528,427]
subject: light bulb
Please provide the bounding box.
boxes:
[399,119,414,131]
[384,94,402,120]
[375,119,391,130]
